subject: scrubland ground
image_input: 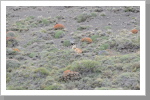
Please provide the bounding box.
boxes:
[6,6,140,90]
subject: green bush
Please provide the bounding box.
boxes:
[69,60,100,74]
[54,30,64,38]
[63,40,71,46]
[44,83,62,90]
[99,43,110,50]
[76,13,91,23]
[114,72,140,90]
[91,35,99,42]
[28,52,37,58]
[6,59,21,69]
[34,67,49,76]
[6,31,16,37]
[77,25,89,31]
[42,18,49,25]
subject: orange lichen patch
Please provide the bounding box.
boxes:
[12,48,20,52]
[54,24,65,30]
[131,29,138,34]
[81,37,93,43]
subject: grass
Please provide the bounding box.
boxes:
[100,13,106,16]
[41,18,49,26]
[28,52,37,58]
[99,43,110,50]
[54,30,64,38]
[91,35,99,42]
[6,7,140,90]
[76,13,91,23]
[67,60,100,74]
[76,13,98,23]
[63,40,71,46]
[77,25,90,31]
[34,67,49,76]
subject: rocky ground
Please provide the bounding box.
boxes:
[6,6,140,90]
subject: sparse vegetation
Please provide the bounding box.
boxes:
[6,6,140,90]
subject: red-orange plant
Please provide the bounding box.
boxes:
[81,37,93,43]
[131,29,138,34]
[54,24,65,29]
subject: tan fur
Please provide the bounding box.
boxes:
[72,45,82,54]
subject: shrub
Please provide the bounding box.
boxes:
[62,40,71,46]
[7,48,18,55]
[6,31,16,37]
[34,67,49,76]
[69,60,100,75]
[42,18,49,26]
[54,30,64,38]
[100,13,106,16]
[6,37,18,47]
[76,13,91,23]
[91,12,97,17]
[99,43,110,50]
[77,25,89,31]
[6,59,21,69]
[90,35,99,42]
[44,83,62,90]
[114,72,140,90]
[28,52,37,58]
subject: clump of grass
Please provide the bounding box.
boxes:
[41,18,49,26]
[54,30,64,38]
[68,60,100,74]
[28,52,37,58]
[91,35,99,42]
[100,13,106,16]
[99,43,110,50]
[114,72,140,90]
[56,15,64,19]
[124,7,139,12]
[76,13,91,23]
[6,59,21,69]
[25,16,35,21]
[105,26,111,30]
[62,40,71,47]
[77,25,90,31]
[91,12,97,17]
[40,29,47,33]
[6,31,16,37]
[43,83,63,90]
[34,67,49,76]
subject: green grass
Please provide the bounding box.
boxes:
[63,40,71,46]
[67,60,100,74]
[54,30,64,38]
[34,67,49,76]
[28,52,37,58]
[100,13,106,16]
[77,25,90,31]
[99,43,110,50]
[91,35,99,42]
[41,18,49,25]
